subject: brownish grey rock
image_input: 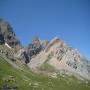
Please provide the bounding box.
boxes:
[28,37,90,80]
[0,18,22,62]
[0,18,22,50]
[16,37,48,64]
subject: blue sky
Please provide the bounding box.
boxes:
[0,0,90,60]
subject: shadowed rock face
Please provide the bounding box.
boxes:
[0,19,22,62]
[16,37,49,64]
[0,31,5,45]
[0,18,21,50]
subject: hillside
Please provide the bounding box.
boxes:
[0,57,90,90]
[0,19,90,90]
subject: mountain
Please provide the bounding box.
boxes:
[15,37,49,64]
[0,19,22,63]
[0,18,21,49]
[28,37,90,80]
[0,19,90,89]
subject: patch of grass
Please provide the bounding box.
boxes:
[39,62,56,72]
[0,56,90,90]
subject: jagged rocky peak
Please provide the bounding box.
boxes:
[44,37,83,60]
[45,37,69,53]
[0,18,22,50]
[47,38,90,80]
[28,37,90,80]
[15,37,49,64]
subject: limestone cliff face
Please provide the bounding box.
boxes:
[28,37,90,80]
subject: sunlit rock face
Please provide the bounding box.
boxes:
[28,37,90,80]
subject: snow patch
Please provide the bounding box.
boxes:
[5,43,12,49]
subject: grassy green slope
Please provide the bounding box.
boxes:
[0,57,90,90]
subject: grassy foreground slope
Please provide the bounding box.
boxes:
[0,57,90,90]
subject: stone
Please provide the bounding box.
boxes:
[0,18,22,50]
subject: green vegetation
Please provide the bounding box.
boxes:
[39,62,56,72]
[0,57,90,90]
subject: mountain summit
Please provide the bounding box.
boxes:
[0,18,21,50]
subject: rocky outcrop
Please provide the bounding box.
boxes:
[0,18,22,50]
[28,37,90,80]
[0,18,22,62]
[45,37,60,52]
[15,37,49,64]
